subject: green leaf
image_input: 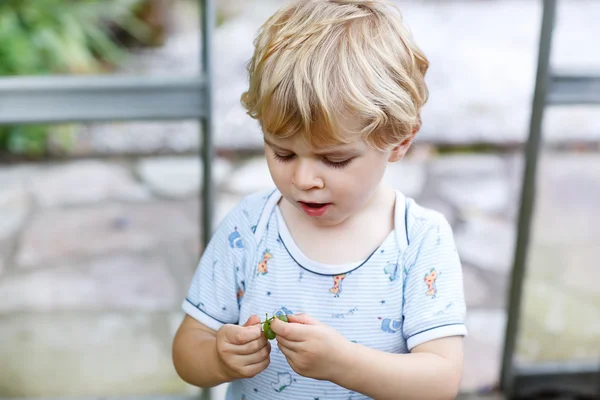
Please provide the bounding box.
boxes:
[0,0,153,155]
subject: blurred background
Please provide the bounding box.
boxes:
[0,0,598,399]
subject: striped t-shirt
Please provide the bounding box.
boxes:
[182,188,467,400]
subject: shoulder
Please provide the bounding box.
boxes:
[236,188,279,226]
[404,197,454,247]
[205,188,278,257]
[216,188,279,235]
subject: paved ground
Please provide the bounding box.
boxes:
[0,148,598,397]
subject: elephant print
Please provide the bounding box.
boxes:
[380,318,402,333]
[228,228,244,249]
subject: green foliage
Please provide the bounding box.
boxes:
[0,0,150,75]
[0,0,151,157]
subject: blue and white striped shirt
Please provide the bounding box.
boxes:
[183,188,467,400]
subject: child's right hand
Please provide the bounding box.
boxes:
[216,315,271,380]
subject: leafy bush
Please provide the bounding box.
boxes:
[0,0,151,157]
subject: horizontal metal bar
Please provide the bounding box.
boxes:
[512,361,600,398]
[0,75,206,124]
[517,360,600,376]
[547,71,600,105]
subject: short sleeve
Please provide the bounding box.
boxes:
[181,199,255,331]
[402,213,467,350]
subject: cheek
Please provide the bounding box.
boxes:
[341,156,388,189]
[265,156,288,186]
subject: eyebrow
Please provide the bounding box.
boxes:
[263,138,358,157]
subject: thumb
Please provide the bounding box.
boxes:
[287,313,320,325]
[243,314,261,327]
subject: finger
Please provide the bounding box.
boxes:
[276,340,295,360]
[243,314,261,327]
[270,317,309,341]
[235,335,269,356]
[242,355,270,378]
[243,340,271,365]
[275,335,302,352]
[226,325,262,345]
[225,339,269,364]
[287,313,320,325]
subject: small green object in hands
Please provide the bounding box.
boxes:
[261,312,287,339]
[263,321,276,340]
[276,314,288,323]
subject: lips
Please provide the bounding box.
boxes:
[298,201,331,217]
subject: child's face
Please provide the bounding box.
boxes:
[264,129,405,227]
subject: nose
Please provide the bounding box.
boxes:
[293,159,324,191]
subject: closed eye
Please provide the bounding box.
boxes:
[272,150,353,169]
[272,152,296,163]
[323,158,353,169]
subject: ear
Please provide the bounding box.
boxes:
[388,126,419,162]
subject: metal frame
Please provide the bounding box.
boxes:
[0,2,215,397]
[0,0,215,249]
[3,1,599,399]
[500,1,600,398]
[0,75,207,124]
[200,0,216,254]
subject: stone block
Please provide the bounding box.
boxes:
[224,157,275,195]
[462,310,507,392]
[383,160,427,199]
[0,312,197,397]
[430,154,509,215]
[30,160,150,207]
[16,201,198,269]
[0,188,31,242]
[455,216,516,274]
[462,264,492,309]
[137,156,232,199]
[0,254,180,313]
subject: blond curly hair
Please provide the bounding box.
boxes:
[241,0,429,150]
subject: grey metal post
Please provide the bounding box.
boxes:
[201,0,215,249]
[200,1,215,399]
[499,0,557,397]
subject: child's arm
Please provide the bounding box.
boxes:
[172,315,232,388]
[173,196,266,387]
[272,314,462,400]
[172,315,270,388]
[332,336,463,400]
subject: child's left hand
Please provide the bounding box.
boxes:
[269,313,350,381]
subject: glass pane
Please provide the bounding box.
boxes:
[0,122,213,397]
[516,150,600,365]
[512,0,600,373]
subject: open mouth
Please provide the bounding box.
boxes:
[302,202,327,208]
[298,201,331,216]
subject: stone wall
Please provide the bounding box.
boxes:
[1,149,598,397]
[44,0,600,158]
[1,0,599,398]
